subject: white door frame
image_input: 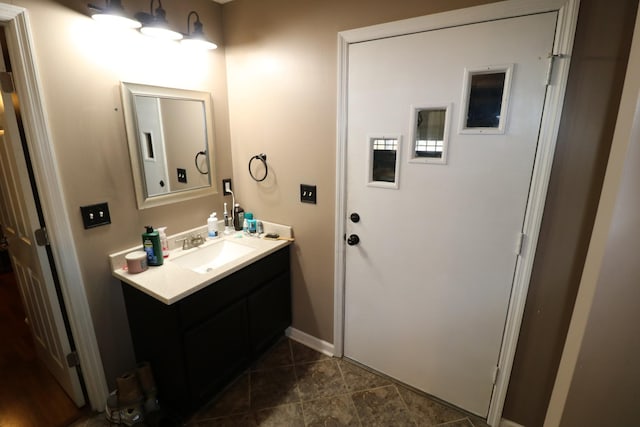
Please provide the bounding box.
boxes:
[0,4,109,410]
[333,0,579,424]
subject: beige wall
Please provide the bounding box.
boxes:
[545,3,640,425]
[504,1,638,425]
[561,99,640,424]
[13,0,232,385]
[10,0,636,420]
[162,98,211,192]
[223,0,636,425]
[223,0,497,346]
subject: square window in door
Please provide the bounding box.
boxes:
[459,64,513,134]
[409,105,451,164]
[367,136,401,189]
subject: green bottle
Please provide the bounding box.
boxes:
[142,226,163,266]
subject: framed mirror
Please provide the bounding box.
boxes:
[121,82,218,209]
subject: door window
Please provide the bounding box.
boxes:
[368,136,401,189]
[409,105,450,164]
[460,64,513,134]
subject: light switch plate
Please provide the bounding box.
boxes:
[300,184,317,204]
[80,202,111,229]
[177,168,187,183]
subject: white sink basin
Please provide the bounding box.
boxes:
[171,240,256,274]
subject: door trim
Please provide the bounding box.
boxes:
[0,4,109,409]
[333,1,580,425]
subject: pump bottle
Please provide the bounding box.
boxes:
[208,212,219,238]
[142,226,163,266]
[157,227,169,258]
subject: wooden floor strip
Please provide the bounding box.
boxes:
[0,271,84,427]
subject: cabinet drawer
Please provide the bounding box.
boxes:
[178,247,289,329]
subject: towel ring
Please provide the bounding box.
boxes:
[195,151,208,175]
[248,153,268,182]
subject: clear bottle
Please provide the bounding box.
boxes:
[208,212,219,238]
[223,203,233,235]
[244,212,255,234]
[157,227,169,258]
[246,212,257,234]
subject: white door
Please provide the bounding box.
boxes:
[345,12,557,417]
[134,96,170,196]
[0,68,85,406]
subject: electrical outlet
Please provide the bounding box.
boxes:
[177,168,187,183]
[80,202,111,229]
[300,184,317,204]
[222,178,233,195]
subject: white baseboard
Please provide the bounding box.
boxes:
[285,327,335,357]
[500,419,525,427]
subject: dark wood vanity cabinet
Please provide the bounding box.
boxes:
[121,246,291,415]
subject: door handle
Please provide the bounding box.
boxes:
[347,234,360,246]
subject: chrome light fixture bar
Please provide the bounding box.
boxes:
[181,11,218,50]
[89,0,141,29]
[136,0,183,41]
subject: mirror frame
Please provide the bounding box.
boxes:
[121,82,218,209]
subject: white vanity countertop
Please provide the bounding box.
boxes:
[110,223,292,305]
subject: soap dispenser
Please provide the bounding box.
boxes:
[208,212,219,238]
[157,227,169,258]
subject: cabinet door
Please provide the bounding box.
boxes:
[248,272,291,354]
[184,299,250,404]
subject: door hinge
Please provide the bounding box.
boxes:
[66,351,80,368]
[0,71,15,93]
[34,227,50,246]
[492,365,500,385]
[545,53,565,86]
[515,232,525,256]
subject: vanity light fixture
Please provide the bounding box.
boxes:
[89,0,216,50]
[137,0,183,41]
[181,11,218,50]
[88,0,141,29]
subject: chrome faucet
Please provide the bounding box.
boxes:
[176,233,205,250]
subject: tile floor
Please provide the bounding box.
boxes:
[72,338,490,427]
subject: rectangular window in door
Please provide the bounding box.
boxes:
[459,64,513,134]
[367,136,401,189]
[409,105,451,164]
